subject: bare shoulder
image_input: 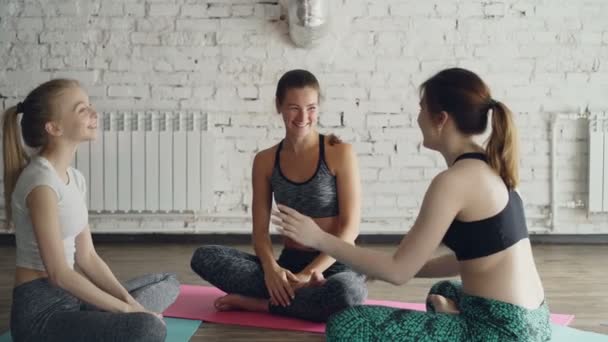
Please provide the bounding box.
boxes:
[450,157,501,188]
[429,168,460,190]
[324,137,355,173]
[253,144,278,177]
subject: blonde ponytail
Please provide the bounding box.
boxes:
[2,106,29,227]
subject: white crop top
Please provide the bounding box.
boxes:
[12,156,88,271]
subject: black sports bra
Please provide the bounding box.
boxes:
[442,153,529,261]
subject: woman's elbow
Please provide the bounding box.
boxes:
[47,266,70,287]
[386,273,408,286]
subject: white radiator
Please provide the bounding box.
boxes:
[588,113,608,212]
[75,111,213,213]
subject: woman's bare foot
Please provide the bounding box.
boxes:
[214,294,269,312]
[428,294,460,314]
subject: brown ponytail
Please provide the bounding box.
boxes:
[486,101,519,189]
[2,106,29,228]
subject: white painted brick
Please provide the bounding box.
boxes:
[368,3,388,17]
[181,5,209,18]
[374,142,396,154]
[232,4,254,17]
[359,155,389,168]
[44,17,89,31]
[15,17,44,30]
[235,139,259,152]
[149,4,180,17]
[89,18,134,31]
[369,87,406,101]
[99,2,123,16]
[483,3,505,17]
[402,168,424,181]
[125,3,145,17]
[21,3,43,16]
[137,18,175,31]
[217,31,248,45]
[357,101,401,114]
[52,70,100,85]
[219,18,259,30]
[151,86,191,99]
[176,19,219,31]
[131,32,160,45]
[398,195,419,208]
[319,112,342,127]
[379,169,400,181]
[376,195,397,207]
[108,85,149,98]
[237,86,258,99]
[325,86,367,100]
[365,114,390,128]
[360,168,379,181]
[42,58,65,70]
[208,4,231,18]
[161,32,216,46]
[391,154,436,168]
[15,30,37,43]
[254,4,280,20]
[390,3,435,17]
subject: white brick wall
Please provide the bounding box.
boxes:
[1,0,607,234]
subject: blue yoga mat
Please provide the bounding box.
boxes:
[0,317,201,342]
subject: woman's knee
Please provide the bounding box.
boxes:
[159,272,180,303]
[190,245,223,273]
[327,273,368,308]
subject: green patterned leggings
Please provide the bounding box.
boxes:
[326,280,552,342]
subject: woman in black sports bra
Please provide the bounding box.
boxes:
[275,68,551,341]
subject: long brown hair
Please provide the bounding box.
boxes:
[420,68,519,189]
[275,69,342,145]
[2,79,79,227]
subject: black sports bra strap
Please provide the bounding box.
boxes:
[319,134,325,159]
[275,140,283,167]
[454,152,487,164]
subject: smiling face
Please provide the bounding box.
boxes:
[276,86,319,139]
[49,86,98,143]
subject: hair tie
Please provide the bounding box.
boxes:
[16,102,24,114]
[488,99,498,108]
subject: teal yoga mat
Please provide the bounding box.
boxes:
[166,317,201,342]
[550,324,608,341]
[0,317,201,342]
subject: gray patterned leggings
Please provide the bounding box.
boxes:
[190,245,368,322]
[10,272,180,342]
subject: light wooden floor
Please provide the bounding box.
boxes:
[1,243,607,340]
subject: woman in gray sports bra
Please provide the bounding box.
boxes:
[190,69,367,322]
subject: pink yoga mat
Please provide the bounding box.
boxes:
[163,285,575,333]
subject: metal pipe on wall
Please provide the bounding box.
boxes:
[287,0,329,48]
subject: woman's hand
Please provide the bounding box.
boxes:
[263,264,296,307]
[272,205,325,249]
